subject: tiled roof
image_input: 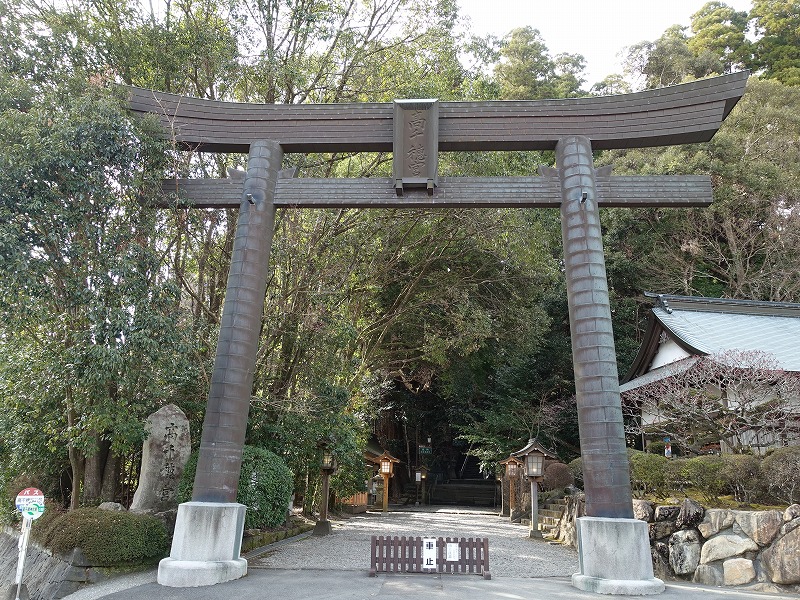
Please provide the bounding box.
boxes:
[619,357,698,393]
[651,295,800,371]
[622,294,800,385]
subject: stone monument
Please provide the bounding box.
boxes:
[130,404,191,514]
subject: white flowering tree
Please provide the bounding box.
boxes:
[622,350,800,455]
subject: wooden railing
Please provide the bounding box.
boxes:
[369,535,490,579]
[340,492,368,507]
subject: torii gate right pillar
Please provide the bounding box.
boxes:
[556,135,664,595]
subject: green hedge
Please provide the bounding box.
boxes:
[629,450,673,499]
[32,508,168,566]
[680,455,726,503]
[179,445,293,530]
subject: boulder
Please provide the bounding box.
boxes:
[650,520,679,542]
[723,558,755,586]
[693,564,723,586]
[654,505,680,522]
[761,524,800,584]
[733,510,782,547]
[130,404,191,513]
[651,546,673,581]
[669,529,702,575]
[632,499,654,522]
[676,498,704,529]
[152,509,179,536]
[698,508,734,539]
[654,541,669,559]
[97,502,126,512]
[699,533,758,564]
[784,504,800,522]
[781,518,800,536]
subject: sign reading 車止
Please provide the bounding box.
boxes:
[422,537,437,571]
[15,488,45,520]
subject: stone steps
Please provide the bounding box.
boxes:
[539,500,566,534]
[431,480,498,507]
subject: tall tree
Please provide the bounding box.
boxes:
[749,0,800,85]
[625,25,700,88]
[600,78,800,307]
[494,27,585,99]
[688,1,750,74]
[0,77,197,507]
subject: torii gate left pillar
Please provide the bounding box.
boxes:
[158,140,283,587]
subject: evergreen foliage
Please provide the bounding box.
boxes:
[32,507,168,565]
[761,446,800,504]
[629,450,674,499]
[179,446,293,530]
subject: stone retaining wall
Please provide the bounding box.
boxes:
[548,496,800,594]
[242,523,314,553]
[1,526,75,599]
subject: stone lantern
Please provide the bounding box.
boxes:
[512,439,557,538]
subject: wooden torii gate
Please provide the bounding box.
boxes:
[129,71,748,593]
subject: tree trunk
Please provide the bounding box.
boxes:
[68,447,84,511]
[100,451,119,502]
[65,396,84,510]
[83,436,110,505]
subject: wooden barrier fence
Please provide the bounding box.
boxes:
[369,535,490,579]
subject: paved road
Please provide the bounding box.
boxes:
[62,506,800,600]
[249,506,578,577]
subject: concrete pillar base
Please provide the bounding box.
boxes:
[572,516,664,596]
[158,559,247,587]
[157,502,247,587]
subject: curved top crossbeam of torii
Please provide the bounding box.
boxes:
[128,71,747,154]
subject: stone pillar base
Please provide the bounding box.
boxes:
[158,502,247,587]
[572,516,664,596]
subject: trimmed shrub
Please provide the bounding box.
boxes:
[542,462,574,491]
[32,508,168,566]
[681,455,726,504]
[721,454,762,504]
[629,450,671,499]
[761,446,800,505]
[179,445,293,530]
[567,457,583,489]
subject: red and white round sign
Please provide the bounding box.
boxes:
[15,488,45,520]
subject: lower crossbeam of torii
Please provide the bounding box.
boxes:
[128,71,748,594]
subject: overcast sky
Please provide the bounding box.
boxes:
[456,0,753,86]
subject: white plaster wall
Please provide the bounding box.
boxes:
[650,339,691,370]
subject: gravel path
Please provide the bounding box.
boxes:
[248,506,578,578]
